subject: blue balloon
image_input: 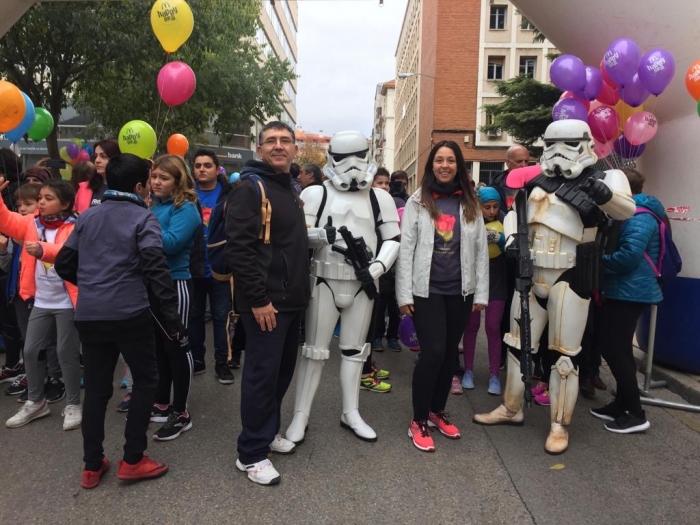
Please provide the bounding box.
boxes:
[5,92,35,142]
[229,172,240,184]
[82,144,94,157]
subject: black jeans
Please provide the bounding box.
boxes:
[412,293,473,421]
[374,290,401,341]
[77,310,159,470]
[238,310,301,464]
[189,277,232,364]
[594,299,648,417]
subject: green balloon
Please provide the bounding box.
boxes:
[697,99,700,118]
[118,120,157,159]
[27,108,54,142]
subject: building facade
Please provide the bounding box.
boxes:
[371,80,396,173]
[394,0,555,189]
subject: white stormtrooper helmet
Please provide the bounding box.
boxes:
[323,131,377,192]
[539,120,598,179]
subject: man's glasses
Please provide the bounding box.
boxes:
[262,137,295,147]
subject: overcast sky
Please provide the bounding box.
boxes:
[296,0,408,138]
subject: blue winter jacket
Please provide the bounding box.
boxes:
[602,193,664,304]
[150,199,202,280]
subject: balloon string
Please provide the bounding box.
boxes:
[154,52,170,149]
[157,106,173,152]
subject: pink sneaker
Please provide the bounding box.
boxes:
[450,376,463,395]
[534,389,550,406]
[531,382,548,396]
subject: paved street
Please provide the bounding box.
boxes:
[2,330,700,524]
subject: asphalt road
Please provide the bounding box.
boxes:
[1,330,699,524]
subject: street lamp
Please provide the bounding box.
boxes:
[397,72,437,79]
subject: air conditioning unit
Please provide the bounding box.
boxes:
[486,129,502,138]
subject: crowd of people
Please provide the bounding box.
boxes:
[0,120,665,488]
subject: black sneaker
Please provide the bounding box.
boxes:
[590,402,625,422]
[215,362,234,385]
[193,360,206,375]
[150,404,171,423]
[153,411,193,441]
[604,412,651,434]
[5,374,26,396]
[45,377,66,404]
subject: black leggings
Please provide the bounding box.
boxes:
[154,280,193,413]
[412,293,473,421]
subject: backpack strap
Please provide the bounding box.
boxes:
[314,183,328,228]
[254,177,272,244]
[636,206,665,277]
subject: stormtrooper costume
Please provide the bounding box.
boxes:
[286,131,401,443]
[473,120,636,454]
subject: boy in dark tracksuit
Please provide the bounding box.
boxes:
[56,154,182,489]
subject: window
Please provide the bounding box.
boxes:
[480,162,505,185]
[519,56,537,78]
[490,6,507,30]
[487,57,505,80]
[520,17,535,30]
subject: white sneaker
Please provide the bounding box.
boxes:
[269,434,296,455]
[6,400,50,428]
[62,404,82,431]
[236,458,281,485]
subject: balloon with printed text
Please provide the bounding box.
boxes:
[28,108,54,142]
[638,49,675,96]
[0,80,26,133]
[552,98,588,122]
[4,92,35,142]
[157,61,196,106]
[587,105,620,143]
[603,39,640,87]
[685,60,700,101]
[623,111,658,146]
[118,120,157,159]
[166,134,189,156]
[150,0,194,53]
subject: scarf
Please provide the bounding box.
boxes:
[102,189,148,208]
[38,212,71,229]
[430,181,463,199]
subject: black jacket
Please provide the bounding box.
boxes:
[225,161,310,313]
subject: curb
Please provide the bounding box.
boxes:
[632,348,700,408]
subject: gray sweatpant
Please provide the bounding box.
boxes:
[24,307,81,405]
[14,297,61,379]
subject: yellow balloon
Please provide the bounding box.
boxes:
[60,165,72,181]
[150,0,194,53]
[614,101,644,132]
[59,146,71,163]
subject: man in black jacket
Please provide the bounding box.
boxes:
[226,121,312,486]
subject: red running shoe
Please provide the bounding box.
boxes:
[81,458,109,489]
[117,456,168,481]
[428,411,461,439]
[408,419,435,452]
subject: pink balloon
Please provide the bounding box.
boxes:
[157,61,196,107]
[588,100,604,114]
[560,91,590,112]
[624,111,658,146]
[592,138,614,159]
[597,81,620,106]
[587,105,620,143]
[75,149,90,163]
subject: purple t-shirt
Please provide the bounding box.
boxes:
[429,195,462,295]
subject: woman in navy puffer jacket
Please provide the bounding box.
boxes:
[591,168,663,435]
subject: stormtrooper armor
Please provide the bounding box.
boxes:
[474,120,636,454]
[286,131,400,444]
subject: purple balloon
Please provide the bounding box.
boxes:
[550,54,587,92]
[638,48,676,96]
[552,98,588,122]
[619,73,650,107]
[614,135,646,159]
[603,38,640,87]
[66,142,80,159]
[398,316,419,348]
[576,66,603,101]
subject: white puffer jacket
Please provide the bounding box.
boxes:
[396,189,489,307]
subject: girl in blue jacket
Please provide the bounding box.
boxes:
[149,155,202,441]
[590,168,662,435]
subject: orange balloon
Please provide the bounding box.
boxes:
[0,80,26,133]
[166,133,189,156]
[614,100,644,133]
[685,60,700,101]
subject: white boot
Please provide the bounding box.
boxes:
[286,355,325,444]
[473,352,525,426]
[339,345,376,442]
[545,356,579,455]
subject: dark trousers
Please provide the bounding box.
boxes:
[579,302,602,380]
[595,299,648,417]
[189,277,232,364]
[154,280,193,413]
[238,310,300,464]
[412,294,473,421]
[0,277,22,369]
[374,290,400,341]
[77,310,158,470]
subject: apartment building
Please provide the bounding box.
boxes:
[394,0,556,189]
[295,129,331,149]
[370,80,396,173]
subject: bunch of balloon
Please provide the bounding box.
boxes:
[58,139,94,180]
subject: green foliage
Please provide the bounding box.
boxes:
[480,76,562,156]
[0,0,296,156]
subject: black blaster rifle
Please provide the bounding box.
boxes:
[513,190,535,407]
[332,226,378,299]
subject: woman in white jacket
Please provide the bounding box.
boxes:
[396,140,489,452]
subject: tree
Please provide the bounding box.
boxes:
[0,0,295,157]
[295,143,327,169]
[480,76,562,156]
